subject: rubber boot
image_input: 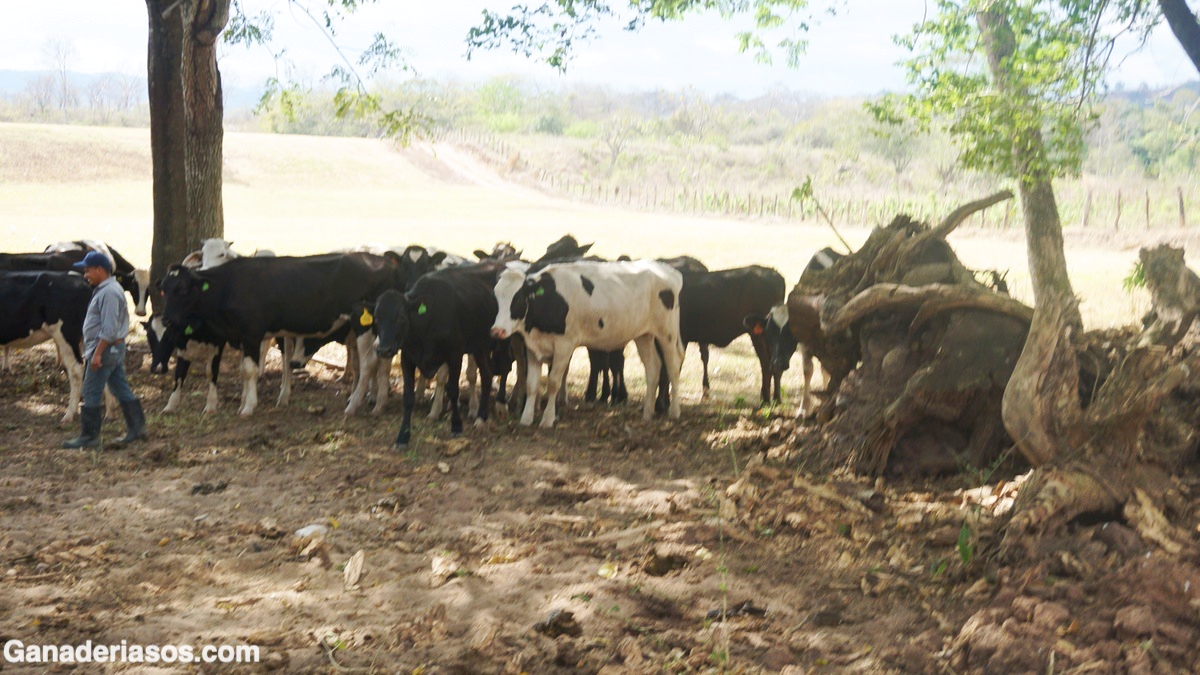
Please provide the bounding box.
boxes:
[112,399,147,446]
[62,406,103,449]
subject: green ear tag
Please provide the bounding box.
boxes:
[201,282,210,291]
[185,326,194,336]
[535,287,545,296]
[418,303,428,315]
[360,308,374,327]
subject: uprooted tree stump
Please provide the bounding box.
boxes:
[786,191,1031,478]
[780,193,1200,562]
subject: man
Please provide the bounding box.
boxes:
[63,250,147,449]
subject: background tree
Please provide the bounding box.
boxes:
[42,37,78,118]
[143,0,418,290]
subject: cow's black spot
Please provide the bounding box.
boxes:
[581,275,595,295]
[510,288,528,322]
[527,275,568,335]
[598,318,605,329]
[658,289,675,310]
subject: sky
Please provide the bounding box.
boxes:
[1,1,1196,99]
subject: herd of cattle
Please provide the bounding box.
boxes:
[1,237,843,449]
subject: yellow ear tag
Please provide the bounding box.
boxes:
[359,308,373,327]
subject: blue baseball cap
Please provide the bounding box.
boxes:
[72,250,113,273]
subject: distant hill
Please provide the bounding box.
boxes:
[0,69,264,111]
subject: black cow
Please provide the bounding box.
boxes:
[0,241,151,317]
[654,264,786,408]
[373,262,504,449]
[159,253,400,416]
[0,271,91,423]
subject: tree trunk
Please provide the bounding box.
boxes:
[185,0,228,248]
[147,0,191,295]
[1158,0,1200,75]
[977,8,1084,469]
[145,0,228,303]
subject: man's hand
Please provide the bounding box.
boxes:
[90,350,103,372]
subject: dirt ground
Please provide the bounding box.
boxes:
[1,335,1199,674]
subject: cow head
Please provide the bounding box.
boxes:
[113,268,151,317]
[159,265,214,331]
[519,271,569,335]
[539,235,592,263]
[200,239,239,269]
[491,264,529,340]
[372,289,411,359]
[142,316,170,374]
[475,242,521,262]
[761,303,799,375]
[384,246,446,291]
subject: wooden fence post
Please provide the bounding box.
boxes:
[1082,190,1091,228]
[1179,187,1187,228]
[1114,190,1122,232]
[1145,190,1151,230]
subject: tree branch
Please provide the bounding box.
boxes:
[1158,0,1200,75]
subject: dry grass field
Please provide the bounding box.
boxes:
[2,123,1199,674]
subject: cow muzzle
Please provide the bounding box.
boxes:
[491,327,508,340]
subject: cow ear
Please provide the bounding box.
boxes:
[429,251,448,266]
[577,243,594,256]
[382,250,401,266]
[474,249,488,260]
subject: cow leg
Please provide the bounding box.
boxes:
[510,336,528,415]
[466,355,480,419]
[698,343,712,399]
[164,357,191,413]
[555,350,573,410]
[428,364,448,420]
[541,344,573,429]
[205,345,222,413]
[345,331,377,415]
[103,387,119,420]
[343,331,359,384]
[277,337,294,407]
[520,352,542,427]
[445,355,465,436]
[611,349,627,404]
[796,346,816,419]
[474,349,493,427]
[659,334,684,420]
[395,355,417,449]
[240,343,262,417]
[633,335,662,421]
[371,353,391,415]
[748,329,773,406]
[600,351,612,403]
[585,349,600,403]
[48,323,83,425]
[655,344,672,413]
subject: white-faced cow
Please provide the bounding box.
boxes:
[505,259,684,428]
[749,246,847,417]
[0,271,91,423]
[159,253,400,416]
[372,262,504,449]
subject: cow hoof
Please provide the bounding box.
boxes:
[473,418,484,428]
[539,419,555,430]
[393,442,408,451]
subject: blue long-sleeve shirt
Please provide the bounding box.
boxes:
[82,276,129,359]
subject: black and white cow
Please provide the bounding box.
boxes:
[655,264,786,407]
[503,260,684,428]
[159,253,400,416]
[144,314,226,414]
[750,246,847,417]
[0,271,91,423]
[0,241,151,316]
[372,262,504,449]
